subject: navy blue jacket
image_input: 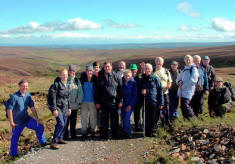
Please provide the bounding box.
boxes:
[121,77,137,108]
[141,74,164,107]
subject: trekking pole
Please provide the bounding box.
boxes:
[143,94,146,137]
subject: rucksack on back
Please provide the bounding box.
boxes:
[47,82,58,111]
[183,66,200,88]
[224,82,235,101]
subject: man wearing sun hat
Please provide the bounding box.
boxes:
[208,76,233,117]
[201,56,216,90]
[168,61,181,120]
[129,63,144,131]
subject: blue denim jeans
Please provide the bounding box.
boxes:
[53,114,68,143]
[10,117,47,156]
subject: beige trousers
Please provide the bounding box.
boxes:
[81,102,97,134]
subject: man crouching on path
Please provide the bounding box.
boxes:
[7,79,47,157]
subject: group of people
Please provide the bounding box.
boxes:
[6,55,234,157]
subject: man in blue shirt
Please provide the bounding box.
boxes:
[7,79,47,157]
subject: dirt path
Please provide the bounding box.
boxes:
[14,135,151,164]
[14,116,152,164]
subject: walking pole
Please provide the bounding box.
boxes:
[143,94,146,137]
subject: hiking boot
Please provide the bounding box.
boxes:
[70,136,79,140]
[63,136,70,141]
[11,154,19,160]
[134,127,142,132]
[91,132,96,138]
[50,142,59,150]
[40,142,50,147]
[57,140,67,144]
[81,134,88,140]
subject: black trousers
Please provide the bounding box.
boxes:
[100,104,119,138]
[145,105,158,136]
[134,98,143,128]
[181,98,195,119]
[64,110,78,138]
[190,90,204,116]
[163,94,171,126]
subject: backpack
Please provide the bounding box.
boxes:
[223,82,235,101]
[47,82,58,111]
[4,94,13,118]
[183,66,201,90]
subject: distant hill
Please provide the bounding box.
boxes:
[2,42,235,50]
[0,45,235,86]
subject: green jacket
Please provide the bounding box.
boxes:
[67,76,83,110]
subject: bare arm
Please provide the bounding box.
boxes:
[166,82,172,89]
[31,107,39,120]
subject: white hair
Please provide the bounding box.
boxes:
[193,55,201,60]
[123,69,132,75]
[118,61,126,66]
[155,57,164,64]
[145,63,153,70]
[184,54,193,62]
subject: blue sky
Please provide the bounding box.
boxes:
[0,0,235,45]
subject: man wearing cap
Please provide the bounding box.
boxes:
[201,56,216,90]
[130,63,144,131]
[80,65,98,138]
[64,64,83,140]
[168,61,181,119]
[95,61,123,139]
[208,76,233,117]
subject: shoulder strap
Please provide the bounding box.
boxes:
[54,82,58,88]
[165,68,169,76]
[75,77,79,86]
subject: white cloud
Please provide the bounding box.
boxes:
[103,19,138,28]
[177,2,200,18]
[0,18,102,34]
[1,32,235,43]
[0,34,9,38]
[212,17,235,32]
[178,25,200,32]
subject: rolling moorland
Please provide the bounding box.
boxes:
[0,45,235,163]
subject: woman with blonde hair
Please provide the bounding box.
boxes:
[48,68,71,149]
[176,55,199,119]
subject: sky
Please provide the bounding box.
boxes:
[0,0,235,45]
